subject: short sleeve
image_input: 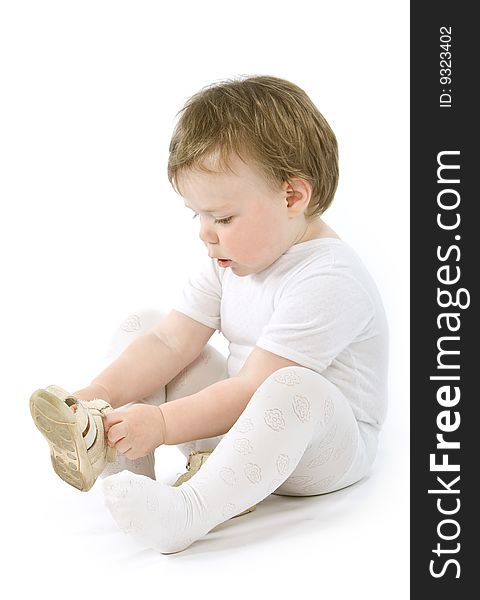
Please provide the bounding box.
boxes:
[256,269,375,373]
[173,257,222,330]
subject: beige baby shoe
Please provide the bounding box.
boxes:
[29,385,117,492]
[173,450,257,518]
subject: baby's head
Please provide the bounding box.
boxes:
[168,75,339,276]
[168,75,338,218]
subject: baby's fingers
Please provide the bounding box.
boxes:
[106,421,128,447]
[103,410,125,433]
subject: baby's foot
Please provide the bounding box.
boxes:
[102,471,211,554]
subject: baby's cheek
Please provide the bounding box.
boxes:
[231,228,263,259]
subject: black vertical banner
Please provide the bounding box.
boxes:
[411,2,478,597]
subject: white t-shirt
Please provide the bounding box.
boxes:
[174,238,389,430]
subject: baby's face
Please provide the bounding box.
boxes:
[178,154,294,276]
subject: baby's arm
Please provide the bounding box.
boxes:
[73,310,215,409]
[159,347,299,445]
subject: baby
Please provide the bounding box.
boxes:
[30,75,389,554]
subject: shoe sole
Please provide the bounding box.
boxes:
[29,389,95,491]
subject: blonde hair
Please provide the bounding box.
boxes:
[168,75,339,217]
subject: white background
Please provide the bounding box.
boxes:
[1,1,409,598]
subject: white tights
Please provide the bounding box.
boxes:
[101,310,378,552]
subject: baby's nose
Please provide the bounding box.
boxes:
[198,219,219,245]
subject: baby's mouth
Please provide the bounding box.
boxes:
[217,259,233,268]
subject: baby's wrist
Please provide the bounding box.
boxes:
[157,405,167,446]
[88,381,111,403]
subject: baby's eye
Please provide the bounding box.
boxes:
[213,216,233,225]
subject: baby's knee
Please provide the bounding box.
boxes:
[117,308,166,335]
[250,366,348,424]
[259,365,330,394]
[246,366,324,424]
[105,308,167,360]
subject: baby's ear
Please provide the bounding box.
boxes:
[285,178,312,214]
[285,188,299,207]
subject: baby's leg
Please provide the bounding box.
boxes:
[271,369,374,497]
[100,309,228,479]
[164,344,228,459]
[102,366,369,553]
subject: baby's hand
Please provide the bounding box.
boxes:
[103,404,166,459]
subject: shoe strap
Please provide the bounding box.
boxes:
[186,450,213,471]
[83,410,97,450]
[64,397,114,449]
[82,398,114,415]
[63,397,98,450]
[79,399,114,450]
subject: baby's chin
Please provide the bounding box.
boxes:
[230,259,277,277]
[228,263,253,277]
